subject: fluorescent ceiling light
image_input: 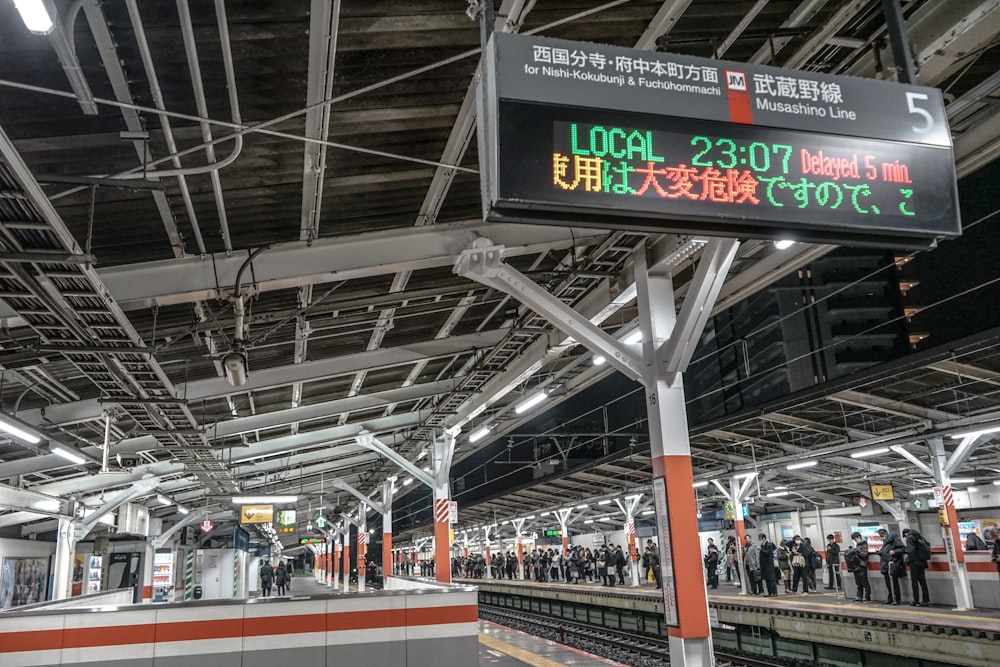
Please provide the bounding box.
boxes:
[156,495,172,506]
[0,415,42,445]
[575,504,589,510]
[416,450,427,461]
[14,0,55,34]
[402,478,414,486]
[583,519,594,524]
[623,330,643,345]
[177,506,189,515]
[787,460,818,470]
[949,478,975,484]
[515,392,548,414]
[51,445,85,465]
[540,511,550,517]
[851,447,890,459]
[967,487,978,493]
[950,425,1000,439]
[774,239,795,250]
[775,486,788,490]
[231,495,297,504]
[598,499,613,505]
[994,480,1000,486]
[641,509,655,515]
[525,515,536,520]
[767,491,789,497]
[693,481,709,488]
[593,355,606,366]
[469,426,491,443]
[909,488,934,495]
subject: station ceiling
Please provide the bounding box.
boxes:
[0,0,999,548]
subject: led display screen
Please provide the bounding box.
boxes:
[492,100,959,245]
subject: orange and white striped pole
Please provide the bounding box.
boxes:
[382,480,394,585]
[357,529,367,593]
[636,246,717,666]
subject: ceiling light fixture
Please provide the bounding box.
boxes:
[851,447,891,459]
[156,495,172,506]
[231,495,297,504]
[593,355,606,366]
[909,488,934,495]
[787,460,818,470]
[767,491,790,497]
[14,0,55,34]
[50,445,85,465]
[949,425,1000,439]
[402,478,414,486]
[598,499,612,505]
[967,487,978,493]
[623,330,643,345]
[693,481,709,488]
[948,477,975,484]
[575,504,589,510]
[515,392,548,414]
[641,509,655,515]
[774,239,795,250]
[469,426,491,443]
[0,415,42,445]
[177,506,190,515]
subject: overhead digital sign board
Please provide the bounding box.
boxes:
[478,34,961,247]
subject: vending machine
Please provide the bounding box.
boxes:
[86,555,103,593]
[152,550,174,602]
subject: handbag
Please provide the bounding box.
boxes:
[792,554,806,568]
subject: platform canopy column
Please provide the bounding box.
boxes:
[483,525,494,579]
[332,477,394,586]
[615,494,644,587]
[455,235,738,667]
[511,517,527,580]
[713,473,757,596]
[555,508,576,556]
[357,428,456,584]
[928,435,979,610]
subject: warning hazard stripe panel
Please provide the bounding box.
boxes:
[0,594,477,665]
[434,498,450,523]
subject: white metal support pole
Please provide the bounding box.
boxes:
[432,430,456,584]
[636,244,722,667]
[382,479,394,585]
[556,508,574,556]
[512,517,527,579]
[928,437,974,610]
[483,525,492,579]
[357,509,367,593]
[341,521,351,593]
[52,516,76,600]
[333,527,341,589]
[615,495,643,587]
[729,477,749,596]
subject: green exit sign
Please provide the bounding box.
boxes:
[544,529,562,537]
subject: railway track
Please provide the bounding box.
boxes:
[479,603,808,667]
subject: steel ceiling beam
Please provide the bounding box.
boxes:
[19,329,506,426]
[828,389,959,423]
[748,0,829,64]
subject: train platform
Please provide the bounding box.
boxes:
[461,575,1000,634]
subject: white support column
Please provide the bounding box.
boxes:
[483,525,492,579]
[615,494,643,587]
[340,521,351,593]
[356,429,454,584]
[142,540,156,603]
[928,437,974,610]
[382,479,394,585]
[51,517,76,600]
[511,518,527,580]
[556,508,574,556]
[357,509,367,593]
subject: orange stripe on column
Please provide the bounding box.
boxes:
[653,455,711,640]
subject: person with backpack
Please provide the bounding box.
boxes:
[801,537,820,592]
[845,532,871,602]
[903,528,931,606]
[966,531,988,551]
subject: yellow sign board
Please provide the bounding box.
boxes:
[240,504,273,524]
[870,484,895,501]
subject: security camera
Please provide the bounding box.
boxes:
[116,453,140,469]
[223,351,249,387]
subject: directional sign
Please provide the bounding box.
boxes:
[240,504,273,524]
[870,484,895,501]
[199,519,214,534]
[857,496,868,510]
[299,537,326,545]
[479,33,960,248]
[314,514,328,529]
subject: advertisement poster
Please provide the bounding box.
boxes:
[71,553,87,596]
[0,557,49,609]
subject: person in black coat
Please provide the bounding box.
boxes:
[704,545,720,589]
[274,561,288,595]
[877,528,905,605]
[824,534,842,590]
[758,534,778,597]
[799,537,819,592]
[903,528,930,606]
[259,559,273,597]
[987,527,1000,581]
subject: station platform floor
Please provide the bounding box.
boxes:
[261,575,622,665]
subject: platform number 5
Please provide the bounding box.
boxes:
[905,92,933,134]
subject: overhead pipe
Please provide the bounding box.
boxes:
[175,0,237,254]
